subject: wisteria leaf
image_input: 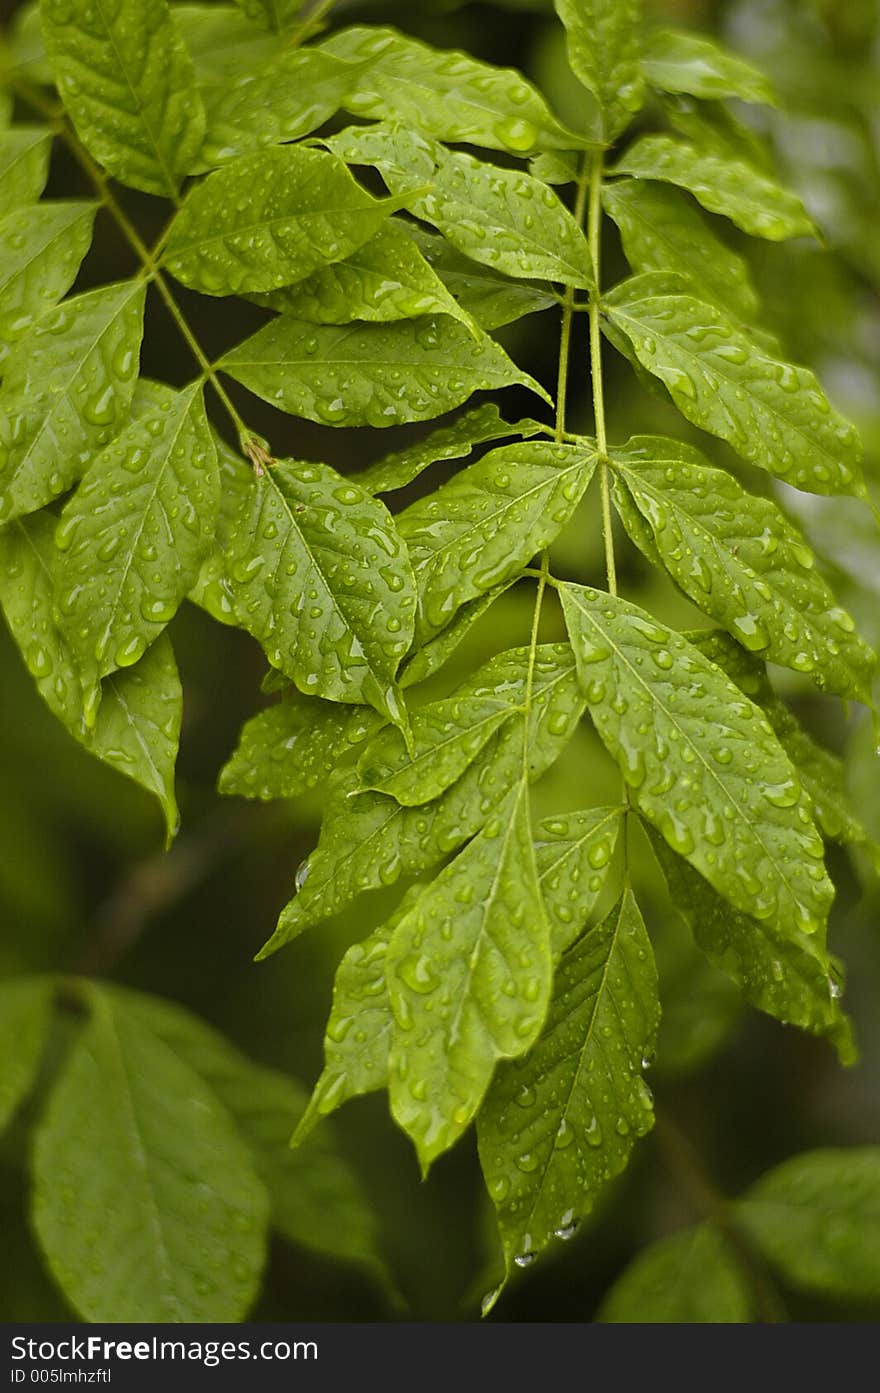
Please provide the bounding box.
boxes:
[164,145,398,296]
[224,458,416,725]
[602,179,758,320]
[605,274,865,497]
[322,25,586,155]
[176,4,278,83]
[599,1225,753,1322]
[0,977,54,1135]
[234,0,304,31]
[41,0,205,198]
[0,126,52,209]
[641,29,776,105]
[331,124,595,290]
[553,0,643,142]
[611,137,812,241]
[219,695,384,802]
[357,404,545,496]
[221,314,550,428]
[387,780,551,1169]
[534,807,626,957]
[408,227,556,330]
[398,441,597,642]
[55,382,219,695]
[0,281,145,523]
[559,583,833,940]
[263,645,584,954]
[477,890,658,1274]
[610,436,874,700]
[0,202,96,369]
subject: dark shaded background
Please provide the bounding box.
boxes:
[1,0,879,1321]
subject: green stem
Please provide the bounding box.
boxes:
[286,0,335,48]
[587,151,618,598]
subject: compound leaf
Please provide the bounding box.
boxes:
[55,382,219,696]
[605,274,864,497]
[32,985,268,1322]
[553,0,644,142]
[602,179,758,320]
[234,0,304,30]
[176,4,278,83]
[398,441,597,642]
[0,977,53,1136]
[221,314,549,427]
[408,227,556,330]
[387,780,551,1169]
[534,807,626,957]
[41,0,205,198]
[560,584,833,941]
[0,281,145,523]
[737,1149,880,1299]
[611,436,874,700]
[357,404,545,496]
[642,29,776,105]
[599,1224,753,1322]
[224,458,416,725]
[219,695,384,802]
[0,202,96,367]
[611,136,812,241]
[322,25,585,155]
[164,144,397,296]
[477,890,658,1274]
[0,126,52,209]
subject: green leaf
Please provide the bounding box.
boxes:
[88,636,182,845]
[610,436,874,700]
[356,689,514,806]
[234,0,303,32]
[599,1224,753,1322]
[534,807,626,957]
[642,28,776,105]
[186,415,254,628]
[553,0,644,142]
[654,905,743,1077]
[604,274,865,497]
[41,0,205,198]
[0,281,145,523]
[398,441,596,642]
[399,583,515,688]
[331,124,595,290]
[251,219,474,331]
[0,202,96,368]
[197,49,362,169]
[322,25,585,155]
[114,987,390,1291]
[650,832,853,1061]
[408,226,556,330]
[737,1149,880,1299]
[294,889,423,1143]
[0,126,51,209]
[559,584,833,939]
[176,4,278,84]
[219,694,384,801]
[387,780,551,1169]
[477,890,658,1273]
[55,382,219,696]
[357,404,545,496]
[224,458,416,724]
[0,513,181,840]
[602,179,758,320]
[0,977,53,1135]
[4,3,53,87]
[611,136,812,241]
[31,985,268,1322]
[221,314,549,427]
[164,144,397,296]
[263,644,584,953]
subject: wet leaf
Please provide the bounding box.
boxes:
[387,780,551,1169]
[164,144,397,296]
[611,136,812,240]
[599,1224,753,1322]
[331,124,595,290]
[0,202,96,369]
[233,0,304,32]
[560,583,834,941]
[357,404,545,496]
[221,313,549,427]
[322,25,585,155]
[55,382,219,697]
[32,985,268,1322]
[533,807,626,957]
[642,29,776,105]
[176,4,278,83]
[553,0,643,142]
[0,126,52,209]
[398,441,597,642]
[408,226,556,330]
[611,435,874,700]
[602,179,758,319]
[219,695,384,802]
[41,0,205,197]
[0,977,53,1135]
[0,281,145,523]
[224,458,416,725]
[605,274,865,497]
[478,890,658,1273]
